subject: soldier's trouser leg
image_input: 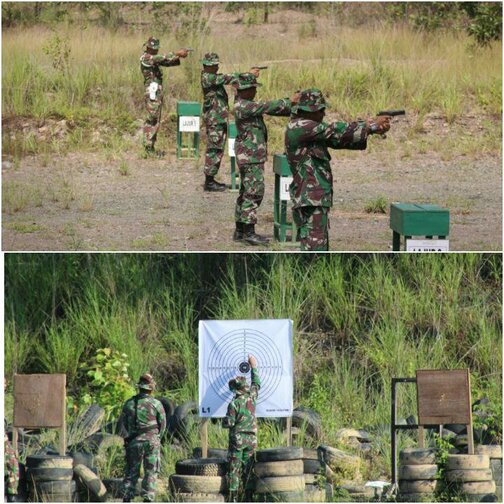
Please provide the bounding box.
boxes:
[235,163,265,224]
[204,122,227,177]
[143,87,163,149]
[141,440,160,502]
[122,443,142,500]
[228,446,255,496]
[4,437,19,495]
[293,206,330,251]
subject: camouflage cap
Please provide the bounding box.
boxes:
[229,376,248,392]
[202,52,220,66]
[293,88,327,113]
[137,373,156,390]
[235,73,262,91]
[144,37,160,50]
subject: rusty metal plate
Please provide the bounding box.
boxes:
[416,369,471,425]
[13,374,66,428]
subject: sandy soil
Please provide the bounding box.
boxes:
[2,122,501,251]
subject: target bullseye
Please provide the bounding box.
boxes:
[239,362,250,373]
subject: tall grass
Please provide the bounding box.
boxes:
[4,253,502,478]
[2,13,501,158]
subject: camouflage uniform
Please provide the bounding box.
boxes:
[285,88,369,251]
[120,374,166,503]
[222,369,261,499]
[201,52,238,178]
[234,74,292,225]
[140,37,181,150]
[4,433,19,498]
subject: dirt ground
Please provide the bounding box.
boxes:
[2,114,501,252]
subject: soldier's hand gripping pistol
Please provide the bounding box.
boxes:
[372,109,405,139]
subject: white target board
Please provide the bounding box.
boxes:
[199,319,293,418]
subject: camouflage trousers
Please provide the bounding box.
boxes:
[235,163,265,224]
[293,206,330,251]
[204,122,227,177]
[123,439,161,502]
[227,445,255,493]
[4,435,19,495]
[143,85,164,149]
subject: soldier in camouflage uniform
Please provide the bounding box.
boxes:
[223,355,261,502]
[120,373,166,503]
[233,73,300,245]
[201,52,240,191]
[4,380,20,503]
[285,88,391,251]
[140,37,189,156]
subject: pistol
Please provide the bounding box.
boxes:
[184,48,194,53]
[251,66,268,70]
[377,109,405,117]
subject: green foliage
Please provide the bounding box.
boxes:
[433,433,458,501]
[42,31,71,73]
[465,3,502,46]
[364,196,388,214]
[472,400,503,444]
[78,347,136,420]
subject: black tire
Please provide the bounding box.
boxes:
[256,447,304,463]
[67,404,105,446]
[172,401,199,442]
[291,407,322,440]
[193,447,229,459]
[304,459,323,474]
[159,397,176,419]
[255,476,305,494]
[254,491,305,502]
[80,432,125,467]
[254,460,304,478]
[169,474,227,494]
[399,448,437,465]
[26,454,73,469]
[463,494,498,503]
[303,448,320,460]
[33,479,76,494]
[102,477,125,498]
[174,492,226,502]
[74,463,108,502]
[27,468,74,481]
[69,450,94,469]
[176,458,228,476]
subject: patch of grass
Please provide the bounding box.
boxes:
[364,196,388,214]
[5,222,45,233]
[131,233,169,250]
[3,182,43,214]
[118,159,130,176]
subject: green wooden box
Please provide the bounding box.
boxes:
[273,154,292,177]
[390,203,450,237]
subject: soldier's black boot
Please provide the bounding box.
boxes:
[233,222,244,241]
[243,224,269,246]
[204,176,226,192]
[6,495,19,503]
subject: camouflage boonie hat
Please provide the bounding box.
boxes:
[235,73,262,90]
[137,373,156,390]
[144,37,160,50]
[202,52,220,66]
[229,376,248,392]
[293,88,327,113]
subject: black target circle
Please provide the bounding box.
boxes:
[208,328,283,404]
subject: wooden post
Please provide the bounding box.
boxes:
[418,426,425,448]
[200,419,209,458]
[12,428,18,455]
[286,417,292,446]
[60,375,66,455]
[467,371,474,455]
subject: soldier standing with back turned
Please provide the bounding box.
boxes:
[223,355,261,502]
[120,373,166,503]
[140,37,189,156]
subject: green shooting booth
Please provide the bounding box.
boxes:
[273,154,297,245]
[176,101,201,159]
[390,203,450,251]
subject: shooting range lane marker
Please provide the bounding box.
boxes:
[207,328,284,404]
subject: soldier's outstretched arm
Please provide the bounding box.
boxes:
[202,72,239,89]
[239,98,292,119]
[249,354,261,397]
[156,52,182,67]
[296,120,369,151]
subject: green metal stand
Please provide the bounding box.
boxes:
[273,154,297,245]
[390,203,450,251]
[228,122,240,192]
[176,101,201,159]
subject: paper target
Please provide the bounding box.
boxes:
[199,319,293,418]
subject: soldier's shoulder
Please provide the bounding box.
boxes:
[123,395,138,408]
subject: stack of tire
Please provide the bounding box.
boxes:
[303,448,326,502]
[169,458,228,502]
[398,448,439,502]
[26,454,77,502]
[476,445,502,501]
[253,447,305,502]
[445,453,497,502]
